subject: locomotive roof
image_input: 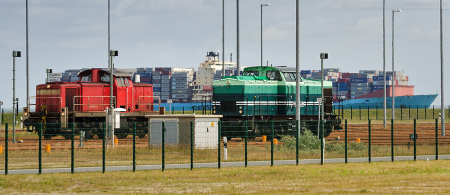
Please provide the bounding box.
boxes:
[244,66,296,73]
[78,68,133,78]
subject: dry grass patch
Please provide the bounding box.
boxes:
[0,160,449,194]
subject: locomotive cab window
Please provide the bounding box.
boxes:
[81,74,91,82]
[283,72,298,82]
[266,71,281,81]
[117,77,126,87]
[244,71,259,76]
[101,73,110,82]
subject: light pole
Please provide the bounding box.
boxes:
[222,0,225,77]
[440,0,445,136]
[109,50,118,148]
[260,3,270,67]
[320,52,328,165]
[392,9,401,119]
[295,0,300,130]
[383,0,386,128]
[236,0,240,76]
[12,50,21,143]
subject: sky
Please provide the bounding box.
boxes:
[0,0,449,110]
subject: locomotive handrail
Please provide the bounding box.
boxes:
[73,96,116,112]
[28,96,63,112]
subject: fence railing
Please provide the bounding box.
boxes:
[333,105,450,121]
[0,119,449,175]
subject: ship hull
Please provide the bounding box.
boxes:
[339,94,438,109]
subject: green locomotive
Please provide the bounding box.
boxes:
[212,66,341,137]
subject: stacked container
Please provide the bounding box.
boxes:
[171,72,192,102]
[135,67,153,84]
[350,74,372,99]
[155,67,173,101]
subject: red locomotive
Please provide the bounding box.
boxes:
[23,68,159,139]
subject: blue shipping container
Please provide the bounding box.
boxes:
[301,70,312,75]
[372,85,391,90]
[153,87,161,92]
[372,76,392,81]
[338,85,349,91]
[350,78,370,83]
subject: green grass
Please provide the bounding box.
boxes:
[0,160,448,194]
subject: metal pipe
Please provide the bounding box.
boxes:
[236,0,240,76]
[383,0,386,128]
[392,9,401,119]
[295,0,300,128]
[222,0,225,76]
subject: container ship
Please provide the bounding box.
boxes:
[300,69,438,109]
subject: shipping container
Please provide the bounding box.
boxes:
[172,89,189,94]
[161,88,171,92]
[301,70,312,75]
[153,84,161,88]
[350,74,368,79]
[161,84,170,88]
[350,86,372,91]
[153,92,161,96]
[350,82,372,87]
[350,78,371,83]
[359,70,379,75]
[161,92,170,96]
[153,76,161,80]
[161,75,171,80]
[161,79,170,84]
[337,91,349,96]
[372,76,392,81]
[172,85,188,89]
[153,87,161,92]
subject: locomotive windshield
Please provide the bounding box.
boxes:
[244,71,259,76]
[283,72,297,82]
[100,72,110,82]
[81,74,91,82]
[266,70,281,81]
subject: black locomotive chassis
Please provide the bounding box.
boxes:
[220,115,342,138]
[23,111,150,140]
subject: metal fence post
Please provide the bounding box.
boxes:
[368,119,371,163]
[133,122,136,172]
[162,121,165,172]
[271,121,274,167]
[391,119,394,162]
[102,122,106,173]
[401,106,403,120]
[409,105,411,120]
[416,105,419,119]
[190,121,193,170]
[245,121,248,167]
[345,119,347,164]
[218,121,221,169]
[351,106,353,120]
[435,118,439,160]
[296,120,299,166]
[39,123,42,174]
[5,123,8,175]
[359,106,361,120]
[71,123,74,174]
[320,119,324,165]
[367,106,370,120]
[414,119,416,161]
[425,106,427,119]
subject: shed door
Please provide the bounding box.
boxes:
[65,88,77,111]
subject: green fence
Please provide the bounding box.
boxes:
[334,105,450,121]
[0,120,449,175]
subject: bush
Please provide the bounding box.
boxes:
[279,130,320,151]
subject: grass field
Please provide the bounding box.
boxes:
[0,160,449,194]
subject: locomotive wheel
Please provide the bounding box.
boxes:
[117,134,128,139]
